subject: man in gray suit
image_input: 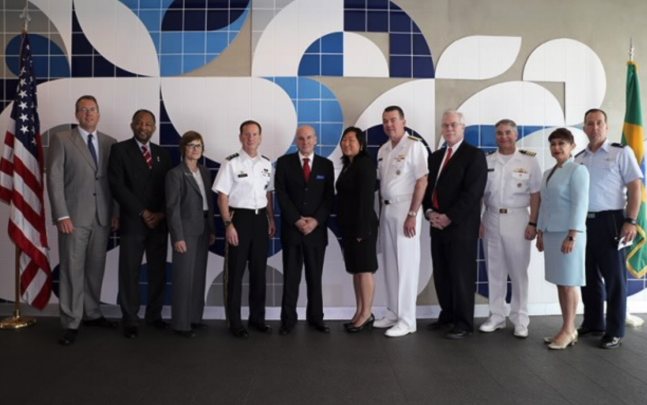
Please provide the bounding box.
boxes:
[47,95,119,346]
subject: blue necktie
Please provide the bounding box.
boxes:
[87,133,98,166]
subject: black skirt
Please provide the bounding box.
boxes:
[341,226,378,274]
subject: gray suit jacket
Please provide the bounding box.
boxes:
[46,127,117,227]
[166,162,216,242]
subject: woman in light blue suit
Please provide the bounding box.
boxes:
[536,128,589,350]
[166,131,216,337]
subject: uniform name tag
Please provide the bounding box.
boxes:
[237,173,248,178]
[316,175,325,179]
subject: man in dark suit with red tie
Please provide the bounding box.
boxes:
[274,125,335,335]
[424,110,487,339]
[108,109,173,339]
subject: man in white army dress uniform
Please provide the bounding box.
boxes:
[480,119,541,338]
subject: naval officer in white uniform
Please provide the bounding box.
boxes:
[374,106,429,337]
[480,119,541,338]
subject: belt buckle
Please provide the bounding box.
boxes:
[587,213,595,219]
[499,208,508,214]
[255,209,259,215]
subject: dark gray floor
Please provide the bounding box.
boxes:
[2,313,647,405]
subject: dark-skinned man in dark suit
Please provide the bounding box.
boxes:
[275,125,335,335]
[108,109,173,339]
[424,109,487,340]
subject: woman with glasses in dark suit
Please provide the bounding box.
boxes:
[166,131,216,337]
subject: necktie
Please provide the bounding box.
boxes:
[142,145,152,169]
[87,133,98,166]
[303,157,311,182]
[432,147,453,209]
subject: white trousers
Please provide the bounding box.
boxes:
[380,202,422,331]
[482,209,531,327]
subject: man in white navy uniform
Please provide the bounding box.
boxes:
[575,108,642,349]
[213,120,276,339]
[479,119,541,339]
[374,106,429,338]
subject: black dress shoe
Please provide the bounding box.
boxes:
[191,322,209,330]
[599,335,621,349]
[59,329,78,346]
[248,321,272,333]
[279,324,292,335]
[231,328,250,339]
[82,317,118,328]
[347,314,375,333]
[427,320,451,331]
[148,319,170,330]
[577,327,604,336]
[174,330,197,338]
[343,322,354,330]
[123,326,138,339]
[309,322,330,333]
[445,329,472,340]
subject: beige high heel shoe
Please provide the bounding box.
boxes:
[547,332,578,350]
[544,330,578,344]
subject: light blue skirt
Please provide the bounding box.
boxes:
[543,231,586,287]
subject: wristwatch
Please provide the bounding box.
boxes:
[407,211,417,217]
[224,220,232,228]
[566,236,575,241]
[625,218,638,225]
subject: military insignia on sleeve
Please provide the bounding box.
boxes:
[519,149,536,156]
[226,153,239,161]
[262,155,271,161]
[407,135,422,141]
[611,143,625,148]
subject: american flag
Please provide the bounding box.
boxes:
[0,31,52,310]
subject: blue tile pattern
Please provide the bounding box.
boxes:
[343,0,434,78]
[298,33,344,77]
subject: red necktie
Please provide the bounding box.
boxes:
[432,147,453,209]
[303,157,311,182]
[142,145,152,169]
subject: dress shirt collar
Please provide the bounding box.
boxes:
[584,139,610,155]
[134,138,150,150]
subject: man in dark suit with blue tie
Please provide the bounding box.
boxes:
[275,125,335,335]
[424,110,487,339]
[108,109,173,339]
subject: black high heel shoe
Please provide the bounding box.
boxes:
[346,314,375,333]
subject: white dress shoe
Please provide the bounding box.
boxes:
[384,324,416,338]
[479,318,506,333]
[374,317,397,329]
[513,325,528,338]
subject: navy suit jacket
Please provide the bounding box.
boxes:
[424,141,487,229]
[108,138,173,235]
[274,153,334,247]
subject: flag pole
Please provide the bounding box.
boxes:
[0,248,36,329]
[0,0,37,330]
[625,38,646,328]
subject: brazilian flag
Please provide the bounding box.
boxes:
[621,61,647,278]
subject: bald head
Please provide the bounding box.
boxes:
[296,125,317,156]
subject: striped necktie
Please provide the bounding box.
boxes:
[142,145,152,169]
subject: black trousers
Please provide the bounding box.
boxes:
[224,208,269,331]
[582,210,627,337]
[280,244,326,327]
[431,223,479,332]
[118,231,168,327]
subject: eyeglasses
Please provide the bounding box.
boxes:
[77,107,98,113]
[186,143,203,150]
